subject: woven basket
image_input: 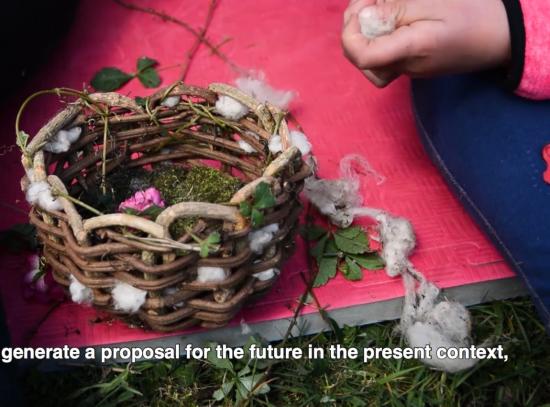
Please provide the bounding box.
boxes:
[19,82,311,332]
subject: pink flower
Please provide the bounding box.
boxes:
[119,187,165,212]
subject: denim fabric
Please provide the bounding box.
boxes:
[411,74,550,333]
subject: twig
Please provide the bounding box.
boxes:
[181,0,218,81]
[112,0,244,74]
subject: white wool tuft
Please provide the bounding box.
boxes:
[238,139,255,153]
[289,130,312,155]
[24,255,41,284]
[69,275,93,304]
[44,127,82,153]
[112,280,147,313]
[405,322,477,373]
[215,95,249,120]
[358,7,396,39]
[163,287,185,308]
[376,214,416,277]
[268,135,283,154]
[248,223,280,254]
[240,318,252,335]
[268,132,312,155]
[161,95,181,107]
[253,267,280,281]
[196,266,228,283]
[25,181,63,211]
[235,72,295,109]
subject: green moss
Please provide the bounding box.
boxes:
[151,165,241,205]
[151,165,242,238]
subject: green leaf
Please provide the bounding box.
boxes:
[323,238,339,257]
[200,244,209,258]
[91,67,133,91]
[137,67,161,88]
[251,208,264,228]
[302,224,328,241]
[313,256,338,287]
[16,131,29,150]
[32,268,46,284]
[239,201,252,217]
[206,231,221,245]
[334,226,369,254]
[253,182,276,209]
[207,344,234,371]
[342,257,363,281]
[136,56,158,72]
[348,253,385,270]
[135,96,148,108]
[309,234,328,262]
[213,381,234,401]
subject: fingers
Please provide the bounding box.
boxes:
[362,69,400,88]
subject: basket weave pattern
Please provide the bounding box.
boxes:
[21,83,310,331]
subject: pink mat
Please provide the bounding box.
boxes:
[0,0,514,347]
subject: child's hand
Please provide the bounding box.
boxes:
[342,0,512,87]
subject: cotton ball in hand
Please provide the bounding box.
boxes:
[196,267,228,283]
[69,275,93,304]
[215,95,249,120]
[377,214,415,277]
[248,223,280,254]
[358,6,396,39]
[253,267,280,281]
[161,95,181,108]
[112,280,147,313]
[25,181,63,211]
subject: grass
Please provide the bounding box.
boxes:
[21,297,550,406]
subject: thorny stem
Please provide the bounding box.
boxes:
[112,0,244,74]
[181,0,218,81]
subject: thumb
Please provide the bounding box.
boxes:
[358,1,426,38]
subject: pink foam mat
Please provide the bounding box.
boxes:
[0,0,514,347]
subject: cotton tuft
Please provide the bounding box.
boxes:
[44,127,82,153]
[69,275,93,304]
[215,95,249,120]
[253,268,280,281]
[236,72,295,109]
[25,181,63,211]
[248,223,279,254]
[196,266,228,283]
[269,131,311,155]
[112,280,147,313]
[238,139,255,153]
[161,95,180,108]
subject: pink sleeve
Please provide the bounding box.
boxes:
[515,0,550,100]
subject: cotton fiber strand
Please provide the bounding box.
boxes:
[196,266,228,283]
[215,95,249,120]
[377,214,416,277]
[248,224,279,254]
[25,181,63,211]
[69,275,93,304]
[44,126,82,153]
[253,268,280,281]
[112,280,147,313]
[358,7,396,38]
[240,318,252,335]
[236,72,295,109]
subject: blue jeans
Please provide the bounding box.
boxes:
[412,74,550,333]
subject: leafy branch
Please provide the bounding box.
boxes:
[304,224,384,287]
[239,182,276,228]
[91,56,161,92]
